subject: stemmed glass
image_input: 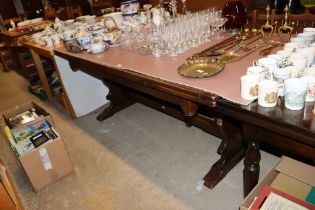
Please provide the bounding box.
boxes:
[181,0,187,14]
[212,17,228,39]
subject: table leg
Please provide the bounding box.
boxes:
[30,49,53,100]
[204,116,245,188]
[180,100,199,127]
[243,123,261,197]
[96,80,134,121]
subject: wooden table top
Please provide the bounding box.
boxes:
[54,34,276,106]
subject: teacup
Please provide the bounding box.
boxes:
[63,30,74,41]
[241,74,260,100]
[258,80,279,107]
[89,43,104,51]
[284,78,308,110]
[76,35,93,49]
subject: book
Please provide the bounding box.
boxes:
[10,119,55,156]
[7,108,38,128]
[250,185,314,210]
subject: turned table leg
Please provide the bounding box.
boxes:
[180,100,199,127]
[243,123,261,197]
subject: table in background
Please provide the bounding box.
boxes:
[216,98,315,197]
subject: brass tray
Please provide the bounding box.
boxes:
[178,59,225,78]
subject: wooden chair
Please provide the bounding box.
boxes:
[0,159,24,210]
[0,17,23,71]
[66,6,82,19]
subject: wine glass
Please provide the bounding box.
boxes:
[213,18,228,39]
[181,0,187,14]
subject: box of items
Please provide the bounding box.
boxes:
[241,156,315,210]
[2,101,51,129]
[1,102,73,191]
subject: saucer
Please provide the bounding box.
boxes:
[108,43,120,48]
[87,45,108,54]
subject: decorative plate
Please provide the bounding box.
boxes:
[178,59,225,78]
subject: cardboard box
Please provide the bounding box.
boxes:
[18,136,74,191]
[1,102,74,191]
[241,156,315,210]
[2,101,52,129]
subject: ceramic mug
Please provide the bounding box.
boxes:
[288,53,308,72]
[304,66,315,77]
[240,74,260,100]
[246,66,267,81]
[297,32,315,47]
[296,47,315,67]
[258,80,279,107]
[284,78,308,110]
[273,67,292,96]
[283,42,301,52]
[255,57,278,79]
[267,54,286,67]
[301,76,315,102]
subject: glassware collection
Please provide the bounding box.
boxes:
[28,1,228,57]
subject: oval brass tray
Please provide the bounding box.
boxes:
[178,59,225,78]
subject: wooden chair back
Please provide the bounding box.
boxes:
[67,6,82,19]
[251,8,315,33]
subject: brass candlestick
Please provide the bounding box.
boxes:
[260,5,274,39]
[278,5,294,42]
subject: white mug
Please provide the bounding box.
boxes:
[258,80,279,107]
[246,66,267,81]
[273,67,292,96]
[301,76,315,102]
[240,74,260,100]
[288,53,308,72]
[284,78,308,110]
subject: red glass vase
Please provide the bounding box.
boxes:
[222,1,247,29]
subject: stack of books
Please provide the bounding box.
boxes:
[249,173,315,210]
[4,109,58,156]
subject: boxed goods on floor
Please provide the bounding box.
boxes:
[241,156,315,210]
[1,101,73,191]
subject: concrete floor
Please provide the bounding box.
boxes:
[0,69,280,210]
